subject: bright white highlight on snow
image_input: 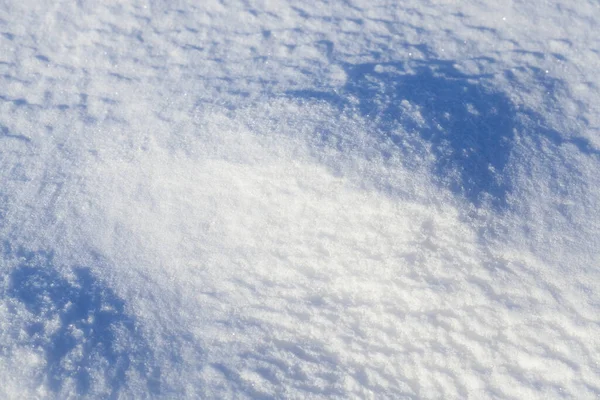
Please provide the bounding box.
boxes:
[1,0,599,399]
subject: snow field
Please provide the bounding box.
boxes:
[1,0,599,398]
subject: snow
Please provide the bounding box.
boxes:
[1,0,599,398]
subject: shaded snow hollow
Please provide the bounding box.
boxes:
[1,1,599,399]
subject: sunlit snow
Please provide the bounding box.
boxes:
[1,1,599,399]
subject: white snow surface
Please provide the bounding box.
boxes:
[1,0,600,399]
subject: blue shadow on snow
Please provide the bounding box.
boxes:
[288,56,600,210]
[289,59,515,209]
[6,245,161,397]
